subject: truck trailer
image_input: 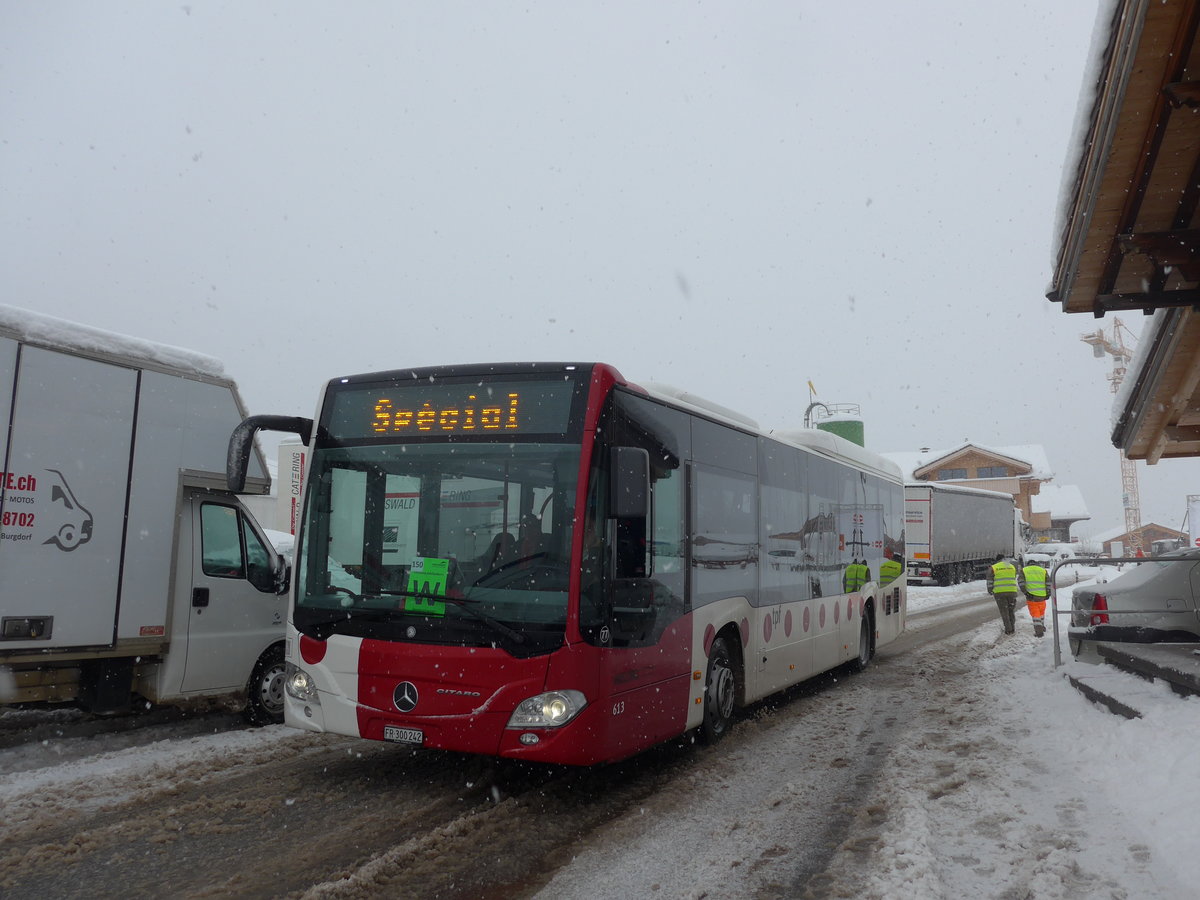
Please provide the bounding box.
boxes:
[0,306,287,721]
[904,482,1016,586]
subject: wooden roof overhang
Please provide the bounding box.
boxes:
[1048,0,1200,462]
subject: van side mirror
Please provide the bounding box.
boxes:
[609,447,649,519]
[275,560,292,595]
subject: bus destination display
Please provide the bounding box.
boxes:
[325,378,580,440]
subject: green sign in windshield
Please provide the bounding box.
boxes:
[403,556,450,617]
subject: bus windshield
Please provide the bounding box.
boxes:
[295,441,581,654]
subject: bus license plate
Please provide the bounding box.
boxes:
[384,725,424,745]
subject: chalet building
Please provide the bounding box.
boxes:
[883,443,1054,531]
[1091,524,1188,557]
[1031,484,1091,543]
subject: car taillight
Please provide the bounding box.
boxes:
[1090,593,1109,626]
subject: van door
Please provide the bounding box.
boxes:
[179,490,284,695]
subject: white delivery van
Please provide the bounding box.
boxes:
[0,306,287,722]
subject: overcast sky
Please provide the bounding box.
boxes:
[4,0,1197,537]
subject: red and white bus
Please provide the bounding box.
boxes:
[228,363,906,766]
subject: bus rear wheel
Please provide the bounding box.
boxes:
[849,617,874,672]
[702,636,736,743]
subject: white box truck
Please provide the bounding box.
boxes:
[904,482,1016,586]
[0,306,288,722]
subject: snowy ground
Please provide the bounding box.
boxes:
[3,577,1197,898]
[530,578,1197,899]
[827,579,1197,899]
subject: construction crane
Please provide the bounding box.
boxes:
[1081,319,1143,551]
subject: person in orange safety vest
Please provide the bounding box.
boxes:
[1019,560,1050,638]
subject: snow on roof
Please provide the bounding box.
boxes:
[1085,524,1128,543]
[881,442,1054,481]
[639,383,899,481]
[904,481,1013,501]
[641,382,758,429]
[1051,0,1122,279]
[1031,483,1090,521]
[1111,310,1161,431]
[773,428,902,482]
[0,304,226,379]
[1083,522,1185,543]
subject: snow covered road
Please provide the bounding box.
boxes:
[1,584,1195,898]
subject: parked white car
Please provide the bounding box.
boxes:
[1069,549,1200,657]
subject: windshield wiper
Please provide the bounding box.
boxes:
[300,607,390,641]
[379,589,526,645]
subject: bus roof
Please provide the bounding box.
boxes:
[320,361,902,483]
[771,429,903,483]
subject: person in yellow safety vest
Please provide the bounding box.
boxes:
[842,559,870,593]
[879,550,903,586]
[986,553,1019,635]
[1019,559,1050,638]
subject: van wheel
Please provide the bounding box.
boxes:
[701,636,736,743]
[245,644,286,726]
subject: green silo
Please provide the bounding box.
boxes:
[817,417,865,447]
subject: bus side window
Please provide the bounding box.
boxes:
[651,467,684,579]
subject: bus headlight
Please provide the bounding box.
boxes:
[507,690,587,728]
[285,663,320,704]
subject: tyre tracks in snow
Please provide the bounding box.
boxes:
[0,593,1004,900]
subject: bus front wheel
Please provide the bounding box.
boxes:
[702,636,736,743]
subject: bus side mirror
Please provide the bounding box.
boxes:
[228,415,313,493]
[609,447,650,519]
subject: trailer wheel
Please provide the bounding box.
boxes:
[701,636,737,743]
[245,644,286,726]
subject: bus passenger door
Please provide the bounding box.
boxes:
[757,571,816,694]
[597,448,691,756]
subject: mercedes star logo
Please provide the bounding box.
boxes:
[393,681,419,713]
